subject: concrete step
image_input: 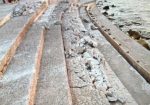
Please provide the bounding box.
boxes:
[97,33,150,105]
[35,25,72,105]
[0,2,47,76]
[0,4,16,27]
[0,24,44,105]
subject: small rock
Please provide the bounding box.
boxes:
[106,91,118,102]
[119,24,124,28]
[118,97,126,104]
[102,11,108,16]
[91,25,98,30]
[54,21,62,25]
[103,6,109,10]
[83,52,91,58]
[13,4,26,17]
[84,36,98,48]
[82,18,90,23]
[111,5,116,7]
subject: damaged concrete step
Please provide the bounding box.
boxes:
[0,3,47,76]
[35,25,72,105]
[0,24,44,105]
[0,4,16,27]
[97,32,150,105]
[88,7,150,83]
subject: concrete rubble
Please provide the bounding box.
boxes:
[12,0,45,17]
[61,1,137,105]
[0,0,147,105]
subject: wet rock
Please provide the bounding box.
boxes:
[128,29,141,39]
[119,9,125,12]
[137,39,150,50]
[102,11,108,16]
[111,5,116,8]
[146,40,150,50]
[109,13,114,17]
[132,21,142,26]
[119,24,124,28]
[103,6,109,10]
[108,17,115,21]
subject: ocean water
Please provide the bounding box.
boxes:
[98,0,150,38]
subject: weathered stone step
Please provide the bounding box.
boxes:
[0,24,44,105]
[35,25,72,105]
[0,2,47,76]
[0,4,16,27]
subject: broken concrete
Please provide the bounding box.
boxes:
[62,2,138,105]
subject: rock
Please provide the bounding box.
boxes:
[13,4,26,17]
[28,9,35,14]
[83,36,98,48]
[102,11,108,16]
[118,97,126,104]
[128,29,141,39]
[111,5,116,7]
[81,17,90,23]
[91,25,98,30]
[108,17,115,21]
[145,40,150,48]
[137,39,150,50]
[106,91,118,102]
[83,52,91,58]
[54,21,62,25]
[76,47,86,54]
[103,6,109,10]
[119,24,124,28]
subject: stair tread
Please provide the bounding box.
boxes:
[0,24,44,105]
[35,25,72,105]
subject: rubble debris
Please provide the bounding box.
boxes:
[61,3,138,104]
[12,0,43,17]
